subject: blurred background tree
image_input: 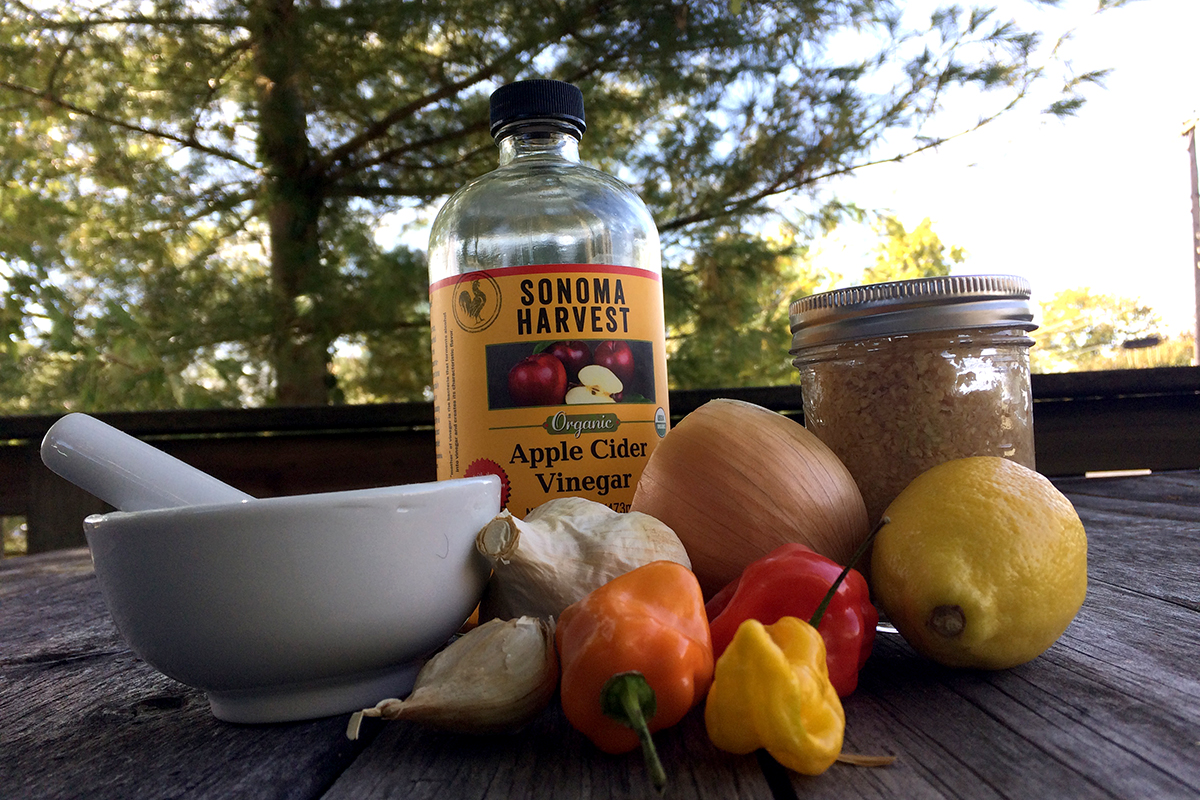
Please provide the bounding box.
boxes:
[1031,287,1195,372]
[0,0,1126,410]
[862,214,966,283]
[664,223,833,388]
[834,218,1195,375]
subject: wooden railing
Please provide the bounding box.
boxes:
[3,366,1197,554]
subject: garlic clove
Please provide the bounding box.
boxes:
[347,616,558,738]
[477,510,520,563]
[474,496,692,621]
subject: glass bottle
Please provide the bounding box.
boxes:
[789,275,1038,524]
[427,79,669,516]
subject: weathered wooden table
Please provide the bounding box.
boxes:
[3,471,1198,799]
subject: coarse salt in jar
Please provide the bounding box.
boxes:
[788,275,1038,525]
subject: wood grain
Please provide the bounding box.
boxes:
[775,472,1200,799]
[324,705,776,800]
[0,551,374,800]
[4,366,1197,554]
[1,472,1198,800]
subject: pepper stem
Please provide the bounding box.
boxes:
[600,671,667,796]
[809,515,890,629]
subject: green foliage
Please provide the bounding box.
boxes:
[2,517,27,557]
[1030,287,1179,373]
[862,214,965,284]
[664,224,835,388]
[0,0,1122,409]
[1091,334,1196,371]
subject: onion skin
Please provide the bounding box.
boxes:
[630,398,869,598]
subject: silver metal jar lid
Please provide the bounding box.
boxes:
[788,274,1037,352]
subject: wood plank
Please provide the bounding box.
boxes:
[1,365,1188,442]
[2,367,1197,552]
[0,402,435,441]
[820,625,1199,800]
[776,471,1200,799]
[0,551,377,800]
[3,475,1198,800]
[0,547,94,600]
[1033,394,1200,476]
[1054,471,1200,507]
[25,456,106,552]
[668,385,804,419]
[1057,474,1200,610]
[326,705,776,800]
[15,430,437,554]
[0,442,30,517]
[1031,365,1200,400]
[153,430,438,498]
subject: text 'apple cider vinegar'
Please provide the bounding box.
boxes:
[427,80,669,515]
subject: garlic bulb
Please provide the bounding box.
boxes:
[347,616,557,738]
[475,496,691,621]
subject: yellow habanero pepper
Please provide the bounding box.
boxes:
[703,616,844,775]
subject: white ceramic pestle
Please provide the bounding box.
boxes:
[41,413,253,512]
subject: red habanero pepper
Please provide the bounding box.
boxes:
[705,543,877,697]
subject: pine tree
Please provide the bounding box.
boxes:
[0,0,1120,408]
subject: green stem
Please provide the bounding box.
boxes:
[600,672,668,795]
[808,515,890,629]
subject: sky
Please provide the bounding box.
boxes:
[379,0,1200,336]
[809,0,1200,336]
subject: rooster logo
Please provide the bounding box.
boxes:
[451,272,501,332]
[458,279,487,323]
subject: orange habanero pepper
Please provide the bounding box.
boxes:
[556,560,714,795]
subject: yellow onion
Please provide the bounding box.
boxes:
[631,398,869,598]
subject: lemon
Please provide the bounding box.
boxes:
[871,457,1087,669]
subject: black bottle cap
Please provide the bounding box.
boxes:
[489,79,586,138]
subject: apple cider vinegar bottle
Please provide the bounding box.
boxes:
[427,79,669,515]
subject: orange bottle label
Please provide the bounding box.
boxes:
[430,264,670,516]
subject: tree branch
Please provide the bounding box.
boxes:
[658,85,1027,235]
[0,79,258,170]
[658,24,1041,238]
[318,44,532,175]
[185,39,257,143]
[325,119,493,185]
[328,21,636,185]
[24,15,242,30]
[43,11,87,97]
[320,0,620,178]
[326,177,483,199]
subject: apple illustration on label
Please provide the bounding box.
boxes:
[593,340,635,385]
[508,353,568,406]
[544,340,592,383]
[566,364,623,404]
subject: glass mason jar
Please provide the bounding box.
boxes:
[788,275,1038,525]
